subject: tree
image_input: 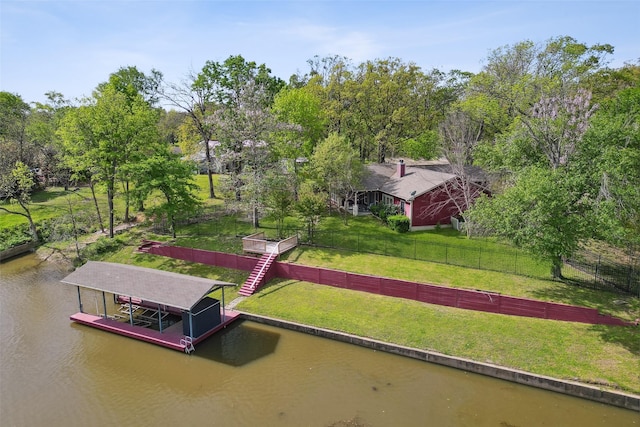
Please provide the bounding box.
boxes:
[471,166,593,278]
[98,66,164,107]
[296,180,327,242]
[464,37,615,277]
[27,92,71,188]
[262,169,296,238]
[465,36,612,143]
[438,109,487,236]
[157,108,186,146]
[580,86,640,248]
[131,151,201,238]
[311,133,364,224]
[523,88,597,170]
[58,82,159,238]
[349,58,450,163]
[0,92,32,174]
[272,86,325,159]
[163,68,220,198]
[0,162,39,242]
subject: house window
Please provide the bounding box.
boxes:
[400,201,405,214]
[382,194,393,205]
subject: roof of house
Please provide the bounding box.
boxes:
[61,261,235,311]
[363,163,456,201]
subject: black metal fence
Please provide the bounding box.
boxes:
[157,210,640,297]
[294,229,551,279]
[564,257,639,296]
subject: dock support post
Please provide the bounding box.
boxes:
[221,287,226,322]
[102,292,108,319]
[188,312,194,341]
[158,304,163,333]
[129,297,134,326]
[77,286,83,313]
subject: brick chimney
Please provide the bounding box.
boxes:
[397,159,406,177]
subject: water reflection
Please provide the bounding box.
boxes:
[196,321,281,366]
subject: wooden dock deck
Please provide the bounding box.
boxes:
[70,310,242,352]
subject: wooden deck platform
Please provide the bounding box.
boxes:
[70,310,242,352]
[242,233,298,255]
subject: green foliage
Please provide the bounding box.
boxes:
[369,203,400,222]
[311,133,364,224]
[272,87,326,157]
[399,130,439,160]
[470,167,593,277]
[262,169,296,238]
[0,161,39,241]
[296,181,327,242]
[0,224,33,251]
[81,235,127,259]
[579,86,640,247]
[57,80,161,237]
[130,151,202,238]
[387,214,410,232]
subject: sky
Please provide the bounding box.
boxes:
[1,0,638,106]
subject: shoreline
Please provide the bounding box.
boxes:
[33,239,639,410]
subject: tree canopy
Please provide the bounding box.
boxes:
[3,38,638,279]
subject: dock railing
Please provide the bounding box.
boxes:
[242,233,298,255]
[277,235,298,253]
[242,232,268,253]
[250,246,279,291]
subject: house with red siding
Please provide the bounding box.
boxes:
[343,159,486,231]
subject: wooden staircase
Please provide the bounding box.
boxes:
[238,251,278,296]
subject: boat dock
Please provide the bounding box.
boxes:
[61,261,241,353]
[70,310,241,352]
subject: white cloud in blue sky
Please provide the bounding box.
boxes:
[1,0,638,105]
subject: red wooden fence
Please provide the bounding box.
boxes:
[145,244,631,327]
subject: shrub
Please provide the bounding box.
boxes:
[387,215,410,233]
[0,224,33,251]
[81,236,126,259]
[370,203,400,223]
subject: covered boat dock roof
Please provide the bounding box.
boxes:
[61,261,241,352]
[61,261,235,311]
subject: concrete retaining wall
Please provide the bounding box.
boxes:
[0,241,36,261]
[240,312,640,412]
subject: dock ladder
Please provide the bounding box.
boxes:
[180,336,195,354]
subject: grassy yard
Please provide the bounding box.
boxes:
[1,186,98,228]
[9,178,639,395]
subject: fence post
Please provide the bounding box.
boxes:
[594,255,601,283]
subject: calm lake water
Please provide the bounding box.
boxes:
[0,253,637,426]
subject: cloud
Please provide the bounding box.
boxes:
[282,22,380,62]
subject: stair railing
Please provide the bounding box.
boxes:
[249,243,280,291]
